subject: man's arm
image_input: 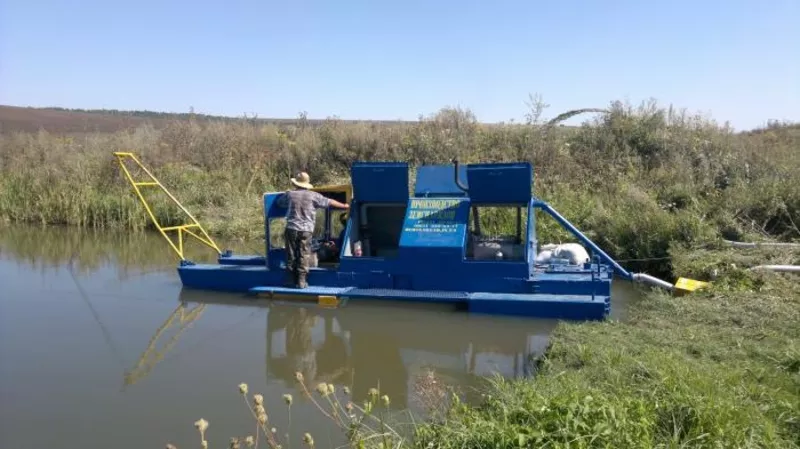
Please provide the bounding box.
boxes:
[313,192,349,210]
[328,199,350,210]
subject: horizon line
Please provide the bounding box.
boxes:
[1,103,796,132]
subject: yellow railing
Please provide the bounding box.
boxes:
[114,152,221,260]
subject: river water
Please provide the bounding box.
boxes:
[0,225,639,448]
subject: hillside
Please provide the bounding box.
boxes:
[0,104,590,135]
[0,105,425,134]
[0,105,161,133]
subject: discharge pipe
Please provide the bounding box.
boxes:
[750,265,800,273]
[534,200,675,291]
[631,273,675,290]
[724,240,800,274]
[723,240,800,249]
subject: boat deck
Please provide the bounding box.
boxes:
[246,285,608,320]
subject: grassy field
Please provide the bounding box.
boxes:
[414,250,800,448]
[1,99,799,447]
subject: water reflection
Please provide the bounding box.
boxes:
[171,289,557,409]
[268,306,354,390]
[108,288,556,414]
[123,302,207,388]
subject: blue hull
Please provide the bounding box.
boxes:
[177,255,612,321]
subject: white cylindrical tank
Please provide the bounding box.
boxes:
[534,249,554,264]
[536,243,590,265]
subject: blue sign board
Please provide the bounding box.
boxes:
[399,198,470,248]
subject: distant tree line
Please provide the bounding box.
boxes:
[28,106,420,127]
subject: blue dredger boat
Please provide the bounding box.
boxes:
[115,153,683,320]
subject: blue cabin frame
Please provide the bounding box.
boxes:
[178,160,619,320]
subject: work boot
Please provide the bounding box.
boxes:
[296,272,308,289]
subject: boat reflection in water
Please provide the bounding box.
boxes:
[143,289,559,409]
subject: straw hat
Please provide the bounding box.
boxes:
[291,172,314,189]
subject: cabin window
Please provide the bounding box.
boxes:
[465,205,528,261]
[269,208,344,249]
[329,209,348,241]
[269,217,287,249]
[343,203,407,258]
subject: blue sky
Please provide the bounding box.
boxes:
[1,0,797,130]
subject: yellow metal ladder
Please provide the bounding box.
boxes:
[114,152,221,261]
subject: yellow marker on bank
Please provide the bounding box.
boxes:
[674,277,711,296]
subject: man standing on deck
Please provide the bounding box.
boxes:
[279,172,349,289]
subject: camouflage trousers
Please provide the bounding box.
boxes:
[284,228,312,287]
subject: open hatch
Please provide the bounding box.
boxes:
[339,162,410,260]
